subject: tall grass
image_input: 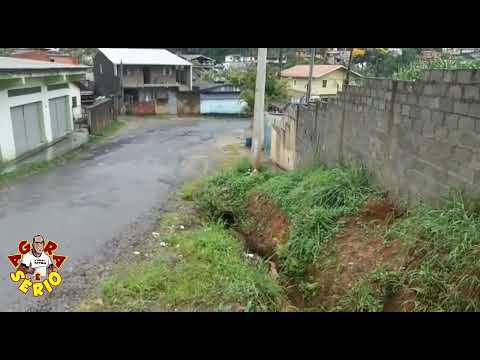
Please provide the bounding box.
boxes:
[259,167,371,276]
[385,191,480,311]
[191,159,480,311]
[192,161,372,277]
[102,224,284,311]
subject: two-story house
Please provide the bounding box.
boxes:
[94,48,193,115]
[281,65,361,102]
[419,50,442,62]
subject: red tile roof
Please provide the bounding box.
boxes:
[281,65,346,79]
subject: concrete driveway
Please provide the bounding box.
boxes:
[0,116,250,311]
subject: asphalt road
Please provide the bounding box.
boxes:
[0,116,249,311]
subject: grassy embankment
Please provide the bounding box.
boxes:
[85,156,480,312]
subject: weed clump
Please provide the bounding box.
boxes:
[191,160,372,277]
[385,191,480,311]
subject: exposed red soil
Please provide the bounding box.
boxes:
[302,198,414,311]
[244,193,290,258]
[362,198,404,223]
[243,194,416,311]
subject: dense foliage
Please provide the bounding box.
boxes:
[353,48,422,78]
[394,58,480,80]
[226,66,289,113]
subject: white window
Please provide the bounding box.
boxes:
[99,64,103,74]
[114,65,117,77]
[322,80,328,88]
[293,79,296,86]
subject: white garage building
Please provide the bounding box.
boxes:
[0,57,88,164]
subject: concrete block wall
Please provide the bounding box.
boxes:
[293,69,480,205]
[271,107,297,170]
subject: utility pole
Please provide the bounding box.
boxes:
[252,48,267,171]
[345,48,354,86]
[306,48,316,104]
[279,48,284,76]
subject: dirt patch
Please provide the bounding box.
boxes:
[243,193,290,259]
[302,198,410,311]
[383,291,416,312]
[361,198,403,223]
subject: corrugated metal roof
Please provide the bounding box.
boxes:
[0,57,89,71]
[197,83,241,94]
[180,54,215,62]
[193,81,218,91]
[99,48,192,66]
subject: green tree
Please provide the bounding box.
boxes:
[69,48,97,65]
[394,57,480,81]
[356,48,422,78]
[0,48,14,56]
[226,65,288,114]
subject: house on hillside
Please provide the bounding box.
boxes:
[0,57,88,163]
[326,48,351,65]
[442,48,480,60]
[419,50,442,62]
[179,54,216,82]
[296,49,324,62]
[179,54,216,70]
[94,48,194,115]
[281,65,361,102]
[223,55,256,71]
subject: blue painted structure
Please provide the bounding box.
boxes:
[197,82,248,115]
[200,97,247,114]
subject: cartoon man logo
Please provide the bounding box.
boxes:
[17,235,57,281]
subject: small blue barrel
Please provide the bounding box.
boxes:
[245,137,252,148]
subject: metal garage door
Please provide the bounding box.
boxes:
[49,96,70,140]
[10,102,44,157]
[200,95,247,115]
